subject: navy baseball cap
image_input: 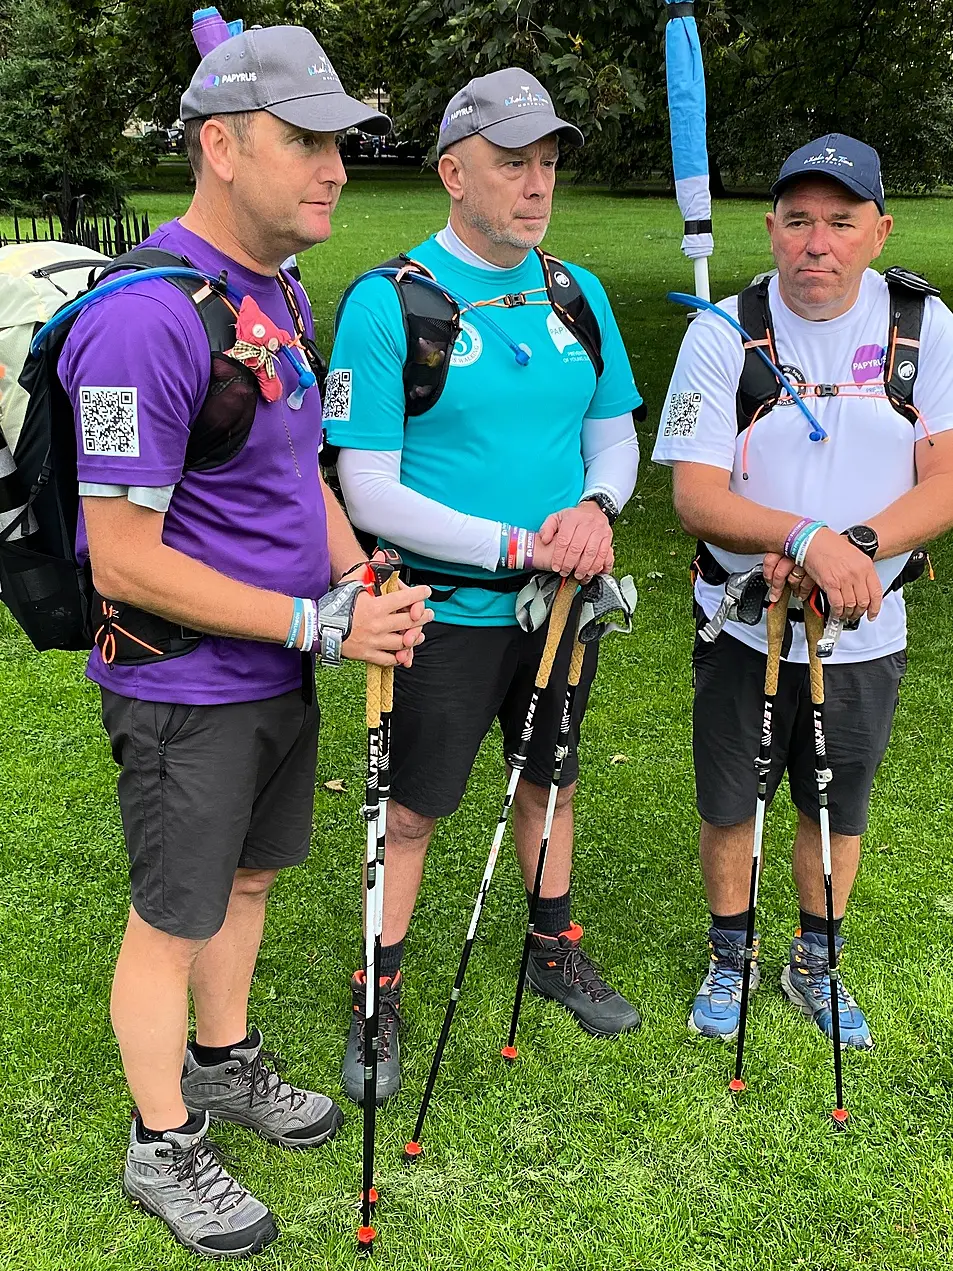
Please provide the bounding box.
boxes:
[771,133,885,214]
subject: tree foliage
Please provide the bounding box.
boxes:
[2,0,953,220]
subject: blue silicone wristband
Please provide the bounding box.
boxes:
[284,596,304,649]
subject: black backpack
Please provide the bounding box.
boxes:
[0,247,324,658]
[736,266,939,432]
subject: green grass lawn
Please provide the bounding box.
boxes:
[4,177,953,1270]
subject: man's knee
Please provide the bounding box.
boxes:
[387,800,437,850]
[230,867,280,902]
[123,905,210,968]
[516,778,577,811]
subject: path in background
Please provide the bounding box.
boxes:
[2,182,953,1270]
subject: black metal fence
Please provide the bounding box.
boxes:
[0,204,151,255]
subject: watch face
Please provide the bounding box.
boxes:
[849,525,878,553]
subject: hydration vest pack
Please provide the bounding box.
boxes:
[334,247,615,421]
[0,247,324,659]
[735,265,939,434]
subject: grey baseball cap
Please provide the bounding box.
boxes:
[180,26,390,136]
[437,68,584,155]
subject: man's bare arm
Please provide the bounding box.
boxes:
[672,461,883,622]
[868,431,953,557]
[83,496,430,663]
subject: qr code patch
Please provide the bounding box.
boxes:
[323,369,352,422]
[80,386,139,457]
[662,390,702,438]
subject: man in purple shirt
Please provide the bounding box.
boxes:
[60,27,431,1259]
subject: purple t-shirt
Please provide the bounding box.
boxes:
[60,220,330,705]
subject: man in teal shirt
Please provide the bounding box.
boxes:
[327,68,644,1102]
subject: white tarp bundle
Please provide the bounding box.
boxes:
[0,241,108,452]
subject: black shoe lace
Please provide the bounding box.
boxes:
[556,945,616,1003]
[356,984,403,1063]
[239,1049,308,1113]
[162,1137,246,1214]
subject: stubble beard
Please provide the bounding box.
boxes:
[467,207,550,252]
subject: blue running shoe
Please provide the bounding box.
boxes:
[780,932,874,1051]
[688,925,759,1042]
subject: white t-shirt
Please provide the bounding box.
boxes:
[652,268,953,663]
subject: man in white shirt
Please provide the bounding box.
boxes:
[653,133,953,1051]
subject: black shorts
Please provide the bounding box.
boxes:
[692,623,905,836]
[101,688,319,940]
[390,615,599,819]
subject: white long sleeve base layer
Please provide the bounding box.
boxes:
[336,223,640,571]
[338,414,639,570]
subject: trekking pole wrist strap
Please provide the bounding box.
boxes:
[317,581,364,666]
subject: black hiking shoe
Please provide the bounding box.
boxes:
[526,922,641,1037]
[342,970,402,1105]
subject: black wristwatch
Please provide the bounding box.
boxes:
[581,491,619,526]
[843,524,879,559]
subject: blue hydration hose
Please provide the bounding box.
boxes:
[336,267,532,367]
[668,291,827,442]
[30,266,319,406]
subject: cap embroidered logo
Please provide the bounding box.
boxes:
[804,146,854,169]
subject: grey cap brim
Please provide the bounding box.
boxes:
[771,170,883,212]
[476,115,584,151]
[268,96,391,137]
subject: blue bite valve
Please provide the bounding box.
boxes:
[285,351,317,410]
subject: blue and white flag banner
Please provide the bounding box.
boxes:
[664,2,713,269]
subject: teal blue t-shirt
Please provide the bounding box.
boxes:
[326,236,642,624]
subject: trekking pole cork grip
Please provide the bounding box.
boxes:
[366,664,383,729]
[380,571,400,713]
[568,636,586,689]
[765,584,791,697]
[535,580,576,690]
[803,601,826,706]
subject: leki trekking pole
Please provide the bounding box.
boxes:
[403,578,576,1163]
[502,600,584,1062]
[803,594,849,1128]
[358,559,401,1255]
[729,583,791,1095]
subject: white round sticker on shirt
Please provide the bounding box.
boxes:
[450,320,483,367]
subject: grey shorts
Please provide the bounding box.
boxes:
[692,620,905,836]
[101,688,319,939]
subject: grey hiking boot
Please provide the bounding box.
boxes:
[342,970,403,1105]
[123,1110,278,1259]
[182,1028,344,1149]
[526,923,641,1037]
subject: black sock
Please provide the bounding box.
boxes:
[711,910,749,933]
[531,890,571,937]
[136,1109,205,1143]
[190,1034,253,1067]
[799,909,843,939]
[379,940,404,980]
